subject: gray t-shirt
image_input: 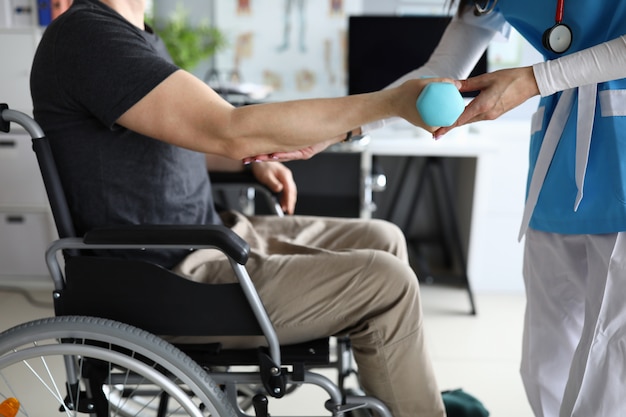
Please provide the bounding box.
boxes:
[30,0,221,268]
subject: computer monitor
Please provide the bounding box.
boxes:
[347,15,488,97]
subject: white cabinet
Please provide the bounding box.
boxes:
[464,121,530,293]
[0,129,47,206]
[0,0,37,28]
[0,1,53,287]
[0,128,55,288]
[0,211,53,276]
[0,29,39,115]
[0,0,43,115]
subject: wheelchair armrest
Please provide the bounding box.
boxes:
[83,224,250,265]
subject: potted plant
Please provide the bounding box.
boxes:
[147,5,226,71]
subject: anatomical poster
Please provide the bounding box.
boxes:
[212,0,363,102]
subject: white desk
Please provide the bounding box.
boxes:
[360,121,530,295]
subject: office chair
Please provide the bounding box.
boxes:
[0,104,387,417]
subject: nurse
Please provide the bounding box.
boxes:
[358,0,626,416]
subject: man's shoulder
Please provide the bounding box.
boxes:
[45,0,135,43]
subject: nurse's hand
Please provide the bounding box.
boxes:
[433,66,540,138]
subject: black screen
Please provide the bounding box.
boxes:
[347,15,487,97]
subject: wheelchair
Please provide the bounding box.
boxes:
[0,104,390,417]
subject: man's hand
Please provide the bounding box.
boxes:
[249,161,297,214]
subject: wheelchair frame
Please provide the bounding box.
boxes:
[0,104,392,417]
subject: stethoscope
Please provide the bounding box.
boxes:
[473,0,498,16]
[473,0,572,54]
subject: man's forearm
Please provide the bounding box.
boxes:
[205,154,245,172]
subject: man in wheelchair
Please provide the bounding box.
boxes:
[28,1,458,416]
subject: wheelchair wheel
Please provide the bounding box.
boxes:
[0,316,237,417]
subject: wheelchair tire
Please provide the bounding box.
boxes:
[0,316,237,417]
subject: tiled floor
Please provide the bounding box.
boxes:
[0,283,532,416]
[421,285,532,417]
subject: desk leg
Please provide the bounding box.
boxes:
[389,157,438,283]
[428,157,477,315]
[389,156,477,315]
[360,150,374,219]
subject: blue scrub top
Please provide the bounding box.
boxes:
[491,0,626,234]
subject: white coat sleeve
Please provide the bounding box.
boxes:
[361,8,508,133]
[533,35,626,97]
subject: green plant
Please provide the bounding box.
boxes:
[147,5,226,71]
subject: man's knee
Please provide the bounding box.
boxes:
[349,251,423,346]
[367,219,406,243]
[365,250,420,306]
[365,219,409,260]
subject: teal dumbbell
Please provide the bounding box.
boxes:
[416,82,465,127]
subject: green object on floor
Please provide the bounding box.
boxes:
[442,389,490,417]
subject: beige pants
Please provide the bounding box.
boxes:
[173,211,445,417]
